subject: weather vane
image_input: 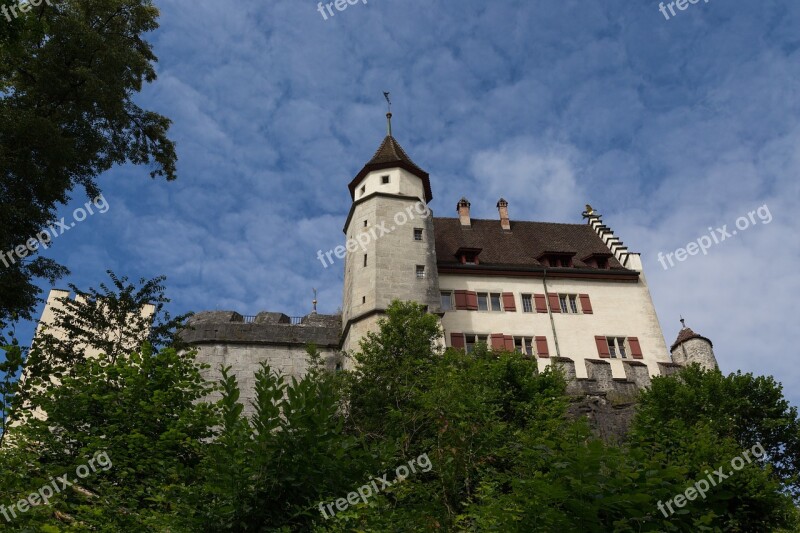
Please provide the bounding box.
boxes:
[383,91,392,136]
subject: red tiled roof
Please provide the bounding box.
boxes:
[348,136,432,202]
[670,327,712,351]
[432,217,633,272]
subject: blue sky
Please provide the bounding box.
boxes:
[14,0,800,407]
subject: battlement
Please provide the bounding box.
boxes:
[552,356,686,397]
[180,311,342,348]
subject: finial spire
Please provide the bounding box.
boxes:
[383,91,392,136]
[680,315,686,329]
[312,288,318,314]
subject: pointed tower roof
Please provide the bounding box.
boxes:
[670,324,713,352]
[348,134,432,202]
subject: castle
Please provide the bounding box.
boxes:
[38,114,718,411]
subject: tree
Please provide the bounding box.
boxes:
[631,364,800,501]
[25,270,189,388]
[0,0,178,328]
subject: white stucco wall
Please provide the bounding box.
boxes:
[438,273,671,379]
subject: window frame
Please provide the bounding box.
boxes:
[440,291,454,311]
[416,265,426,279]
[521,294,533,313]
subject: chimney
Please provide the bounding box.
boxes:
[457,197,471,227]
[497,198,510,231]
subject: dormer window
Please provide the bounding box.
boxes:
[381,175,390,184]
[581,252,613,269]
[456,247,482,265]
[538,252,575,268]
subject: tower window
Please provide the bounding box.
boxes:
[363,254,368,267]
[362,296,366,304]
[360,185,366,196]
[364,220,368,227]
[414,228,423,241]
[381,175,390,184]
[416,265,426,279]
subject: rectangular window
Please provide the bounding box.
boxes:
[524,338,534,357]
[363,254,368,267]
[559,295,568,313]
[381,175,390,184]
[617,338,627,359]
[569,295,578,314]
[466,335,475,354]
[477,292,489,311]
[440,291,453,311]
[490,293,502,312]
[607,337,618,358]
[514,338,524,353]
[521,294,533,313]
[414,228,423,241]
[364,220,368,227]
[416,265,425,279]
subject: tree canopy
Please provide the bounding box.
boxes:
[0,293,797,531]
[0,0,177,328]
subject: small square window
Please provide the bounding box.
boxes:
[440,291,453,311]
[416,265,426,279]
[522,294,533,313]
[381,175,390,184]
[414,228,423,241]
[477,292,489,311]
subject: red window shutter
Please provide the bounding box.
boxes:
[454,290,468,310]
[450,333,465,350]
[534,294,548,313]
[535,336,550,358]
[491,333,505,351]
[466,291,479,310]
[579,294,593,314]
[547,293,561,313]
[628,337,643,359]
[595,336,610,358]
[503,335,515,351]
[501,292,516,312]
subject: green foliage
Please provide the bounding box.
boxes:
[0,0,178,326]
[25,270,189,386]
[632,364,800,500]
[0,296,796,531]
[190,348,379,532]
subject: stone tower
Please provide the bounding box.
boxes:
[341,114,441,353]
[670,319,718,370]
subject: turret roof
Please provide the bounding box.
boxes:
[348,135,432,202]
